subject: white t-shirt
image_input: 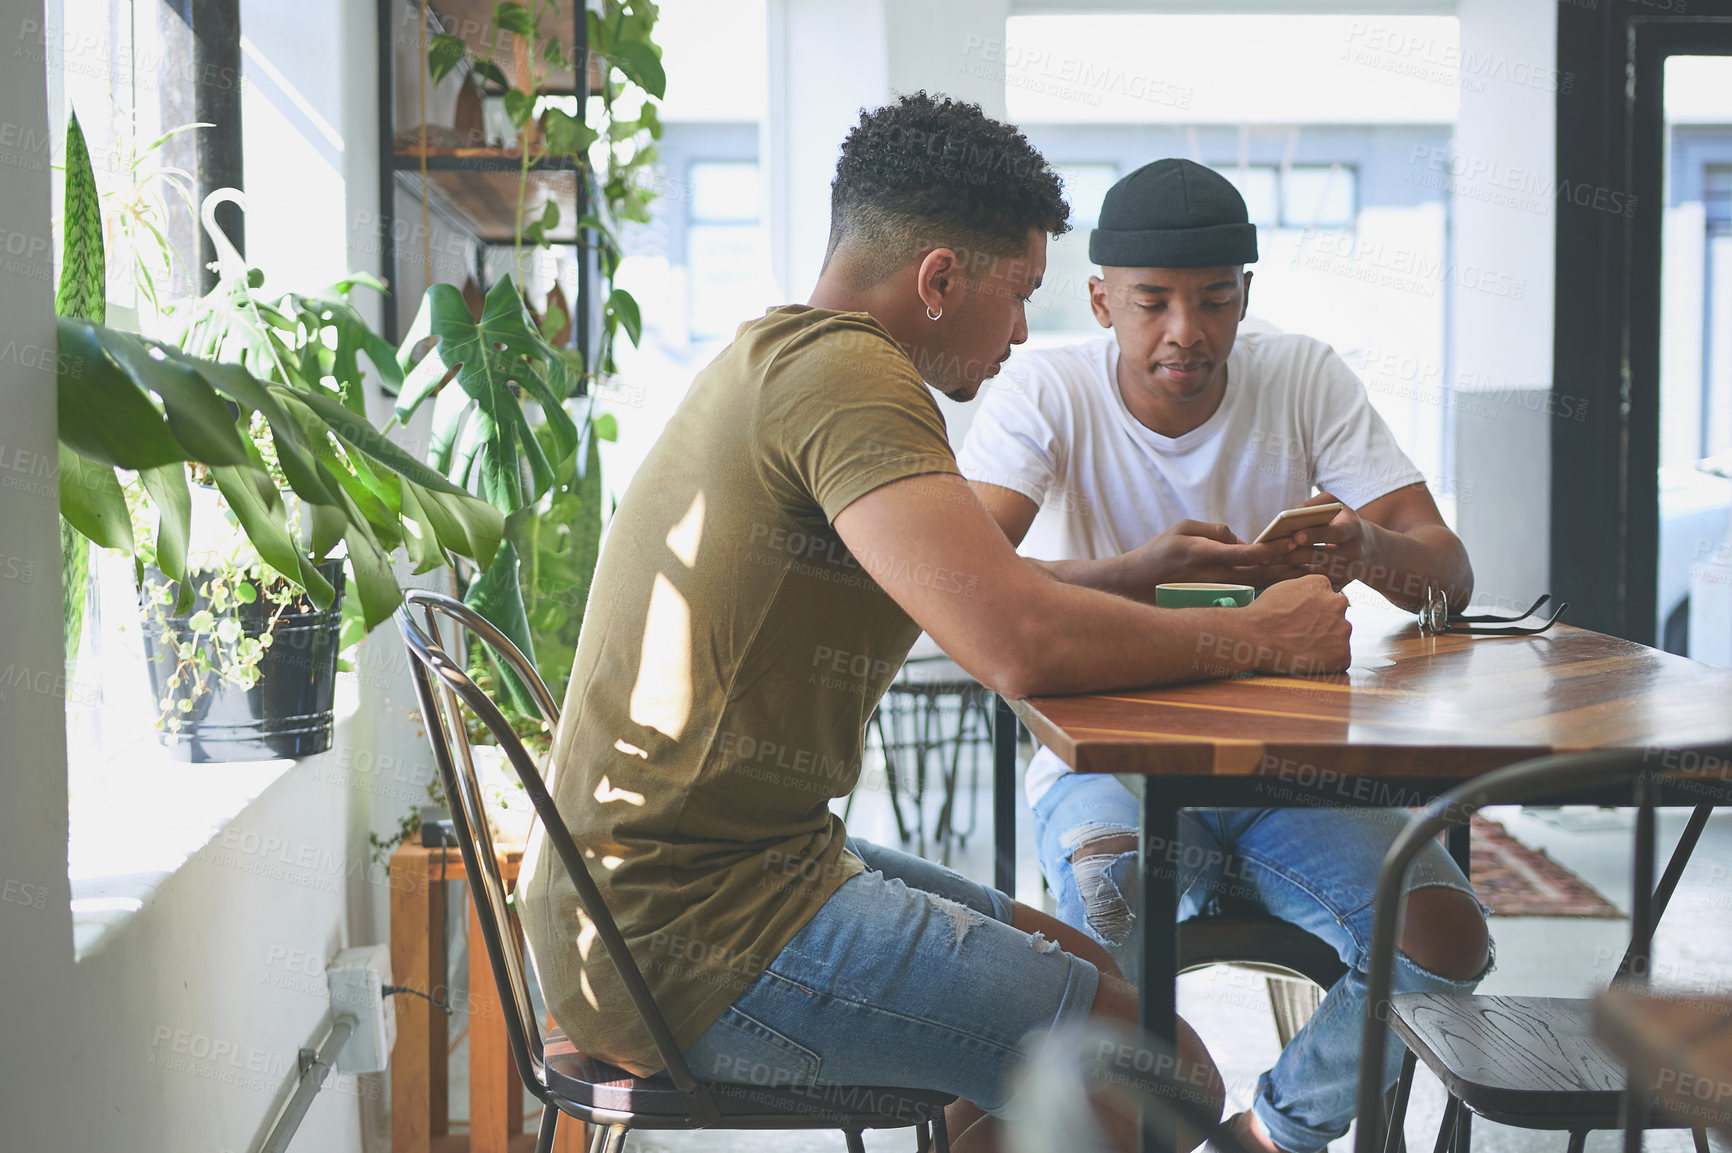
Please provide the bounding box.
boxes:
[956,331,1424,805]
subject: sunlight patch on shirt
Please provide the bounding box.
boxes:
[628,571,693,740]
[666,491,705,568]
[613,739,650,759]
[594,775,647,806]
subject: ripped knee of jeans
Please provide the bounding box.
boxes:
[1059,822,1138,860]
[1395,883,1494,985]
[1071,849,1135,947]
[925,892,986,947]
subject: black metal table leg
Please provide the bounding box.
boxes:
[1622,775,1658,1153]
[993,694,1017,895]
[1140,788,1181,1153]
[1446,822,1471,875]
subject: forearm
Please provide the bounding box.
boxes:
[1030,554,1146,599]
[837,474,1346,703]
[991,565,1304,698]
[1352,522,1474,611]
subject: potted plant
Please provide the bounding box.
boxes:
[54,108,506,761]
[134,536,348,760]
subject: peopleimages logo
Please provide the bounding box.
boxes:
[1343,22,1571,94]
[15,19,246,96]
[1293,229,1526,301]
[957,36,1193,111]
[1406,146,1637,219]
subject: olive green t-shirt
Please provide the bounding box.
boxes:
[517,306,961,1075]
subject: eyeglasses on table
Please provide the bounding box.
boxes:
[1417,588,1568,636]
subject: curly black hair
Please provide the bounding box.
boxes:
[824,91,1070,286]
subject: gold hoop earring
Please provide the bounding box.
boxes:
[926,305,942,321]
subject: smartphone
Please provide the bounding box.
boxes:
[1253,501,1345,545]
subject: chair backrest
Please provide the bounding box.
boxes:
[396,591,721,1122]
[1350,747,1728,1153]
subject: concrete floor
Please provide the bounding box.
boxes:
[442,738,1732,1153]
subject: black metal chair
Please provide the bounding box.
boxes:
[861,653,995,864]
[1179,901,1350,1049]
[1353,749,1723,1153]
[397,590,957,1153]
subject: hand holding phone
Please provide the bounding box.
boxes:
[1252,501,1346,545]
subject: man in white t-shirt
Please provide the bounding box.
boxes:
[957,159,1490,1153]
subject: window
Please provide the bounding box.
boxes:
[1220,164,1356,230]
[50,0,207,329]
[1281,165,1356,229]
[1705,164,1732,462]
[1028,162,1118,335]
[686,160,767,340]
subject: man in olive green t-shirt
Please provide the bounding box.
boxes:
[518,92,1352,1153]
[521,303,964,1068]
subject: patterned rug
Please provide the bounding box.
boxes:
[1470,814,1623,918]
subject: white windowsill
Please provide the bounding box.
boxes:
[66,549,364,959]
[67,678,361,960]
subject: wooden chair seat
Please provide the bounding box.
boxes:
[1350,759,1720,1153]
[544,1028,956,1131]
[1389,994,1626,1130]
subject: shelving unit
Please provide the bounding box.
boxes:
[374,0,595,364]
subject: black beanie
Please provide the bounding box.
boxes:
[1088,159,1259,269]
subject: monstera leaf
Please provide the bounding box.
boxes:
[285,277,405,407]
[396,276,580,515]
[464,538,541,716]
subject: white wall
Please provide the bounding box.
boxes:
[0,2,78,1146]
[66,742,378,1153]
[1002,13,1460,125]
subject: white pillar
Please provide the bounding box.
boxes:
[1450,0,1557,606]
[764,0,888,302]
[764,0,1010,448]
[764,0,1012,302]
[884,0,1010,116]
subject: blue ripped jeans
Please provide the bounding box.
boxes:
[1031,760,1492,1153]
[683,837,1099,1117]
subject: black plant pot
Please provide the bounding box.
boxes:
[140,560,346,762]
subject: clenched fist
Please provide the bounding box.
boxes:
[1236,574,1352,674]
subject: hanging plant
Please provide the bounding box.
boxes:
[53,106,507,756]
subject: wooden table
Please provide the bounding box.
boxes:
[390,841,586,1153]
[1595,991,1732,1138]
[1002,605,1732,1152]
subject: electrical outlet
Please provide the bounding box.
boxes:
[326,944,396,1074]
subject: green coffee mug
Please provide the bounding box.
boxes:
[1155,582,1256,609]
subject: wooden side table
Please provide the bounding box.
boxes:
[390,841,586,1153]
